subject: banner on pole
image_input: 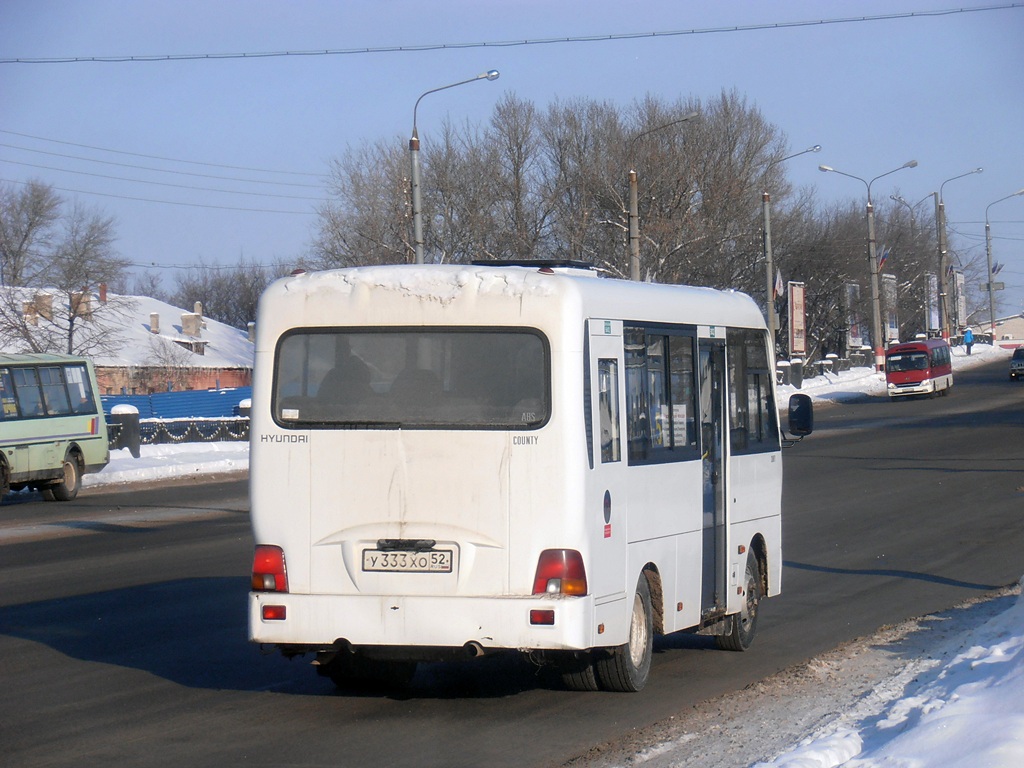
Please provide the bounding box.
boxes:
[882,273,899,343]
[845,282,863,351]
[926,273,939,331]
[788,281,806,357]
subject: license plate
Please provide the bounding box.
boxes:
[362,549,453,573]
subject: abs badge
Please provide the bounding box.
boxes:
[603,490,612,538]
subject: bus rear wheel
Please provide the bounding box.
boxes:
[552,651,600,691]
[596,573,653,692]
[44,452,82,502]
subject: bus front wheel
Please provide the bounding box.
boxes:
[716,551,761,652]
[44,452,82,502]
[596,573,653,692]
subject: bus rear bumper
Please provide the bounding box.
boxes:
[248,591,611,654]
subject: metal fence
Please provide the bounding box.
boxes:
[107,417,249,448]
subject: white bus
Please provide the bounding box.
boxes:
[248,262,812,691]
[1,353,109,502]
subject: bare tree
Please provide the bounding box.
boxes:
[0,180,61,287]
[484,94,555,260]
[0,194,132,356]
[312,141,412,268]
[170,257,288,331]
[120,269,168,302]
[426,120,500,263]
[539,98,626,268]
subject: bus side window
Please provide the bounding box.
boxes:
[62,364,96,413]
[624,326,699,464]
[39,366,71,415]
[0,368,14,419]
[728,329,779,454]
[12,367,45,417]
[598,359,621,463]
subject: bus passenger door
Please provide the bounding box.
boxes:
[698,339,727,618]
[587,321,627,602]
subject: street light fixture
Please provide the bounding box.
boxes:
[984,188,1024,337]
[935,168,983,339]
[762,144,821,352]
[819,160,918,371]
[626,112,700,281]
[409,70,500,264]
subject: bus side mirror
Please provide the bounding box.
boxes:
[787,394,813,439]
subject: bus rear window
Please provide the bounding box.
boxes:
[272,328,549,429]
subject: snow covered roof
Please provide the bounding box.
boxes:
[98,293,253,369]
[2,288,254,369]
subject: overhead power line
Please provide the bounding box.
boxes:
[0,157,329,201]
[0,141,325,188]
[0,176,317,215]
[0,4,1019,64]
[0,128,323,180]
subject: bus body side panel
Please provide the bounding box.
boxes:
[625,462,704,634]
[728,453,783,598]
[583,324,632,645]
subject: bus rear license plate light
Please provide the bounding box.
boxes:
[262,605,287,621]
[530,609,555,626]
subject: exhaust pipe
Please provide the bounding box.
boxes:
[463,641,485,658]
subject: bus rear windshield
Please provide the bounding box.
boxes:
[272,328,549,429]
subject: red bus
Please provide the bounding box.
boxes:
[885,339,953,399]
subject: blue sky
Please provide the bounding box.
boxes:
[2,1,1022,317]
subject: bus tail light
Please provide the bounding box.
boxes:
[262,605,287,621]
[532,549,587,595]
[252,545,288,593]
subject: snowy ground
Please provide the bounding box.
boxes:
[81,439,249,489]
[81,343,1024,767]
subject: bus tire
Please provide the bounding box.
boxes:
[553,651,600,692]
[596,573,653,692]
[0,455,9,501]
[716,551,761,652]
[48,452,82,502]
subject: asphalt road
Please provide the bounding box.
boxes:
[2,358,1022,768]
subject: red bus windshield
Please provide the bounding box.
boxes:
[886,351,930,373]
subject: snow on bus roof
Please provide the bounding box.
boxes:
[278,264,762,325]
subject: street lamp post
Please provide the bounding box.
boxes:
[819,160,918,371]
[984,189,1024,337]
[409,70,499,264]
[626,113,700,281]
[935,168,983,338]
[762,144,821,353]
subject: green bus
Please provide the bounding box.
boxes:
[0,354,109,502]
